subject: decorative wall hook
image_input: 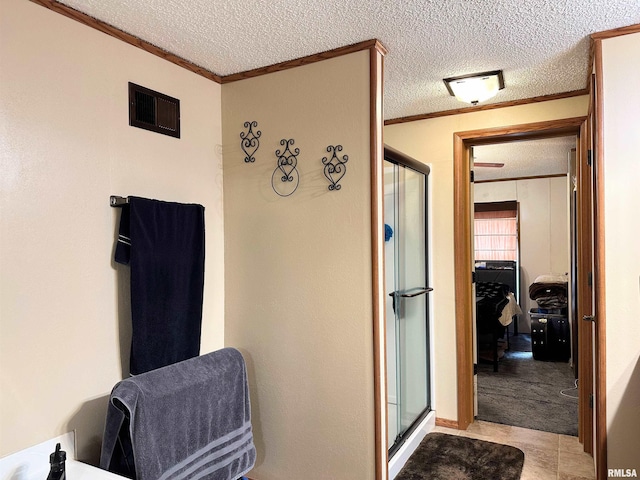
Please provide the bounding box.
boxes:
[322,145,348,191]
[240,121,261,163]
[272,139,300,197]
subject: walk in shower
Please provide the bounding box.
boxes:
[384,147,432,460]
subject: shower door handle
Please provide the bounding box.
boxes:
[399,287,433,298]
[389,287,433,313]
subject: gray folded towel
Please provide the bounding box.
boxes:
[100,348,256,480]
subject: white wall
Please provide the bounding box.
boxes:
[601,31,640,471]
[0,0,224,461]
[475,176,570,332]
[222,50,376,479]
[384,96,588,422]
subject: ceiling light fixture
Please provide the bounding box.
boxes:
[443,70,505,105]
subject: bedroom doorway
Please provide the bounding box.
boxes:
[451,116,599,457]
[471,137,578,436]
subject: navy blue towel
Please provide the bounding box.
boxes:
[115,196,205,375]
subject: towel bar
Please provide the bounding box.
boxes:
[110,196,129,207]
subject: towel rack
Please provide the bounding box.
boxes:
[110,196,129,207]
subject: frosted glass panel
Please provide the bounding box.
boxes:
[396,167,428,431]
[385,159,430,453]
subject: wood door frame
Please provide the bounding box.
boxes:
[369,43,388,480]
[453,116,591,435]
[577,120,594,454]
[591,39,607,479]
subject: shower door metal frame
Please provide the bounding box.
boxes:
[384,146,432,459]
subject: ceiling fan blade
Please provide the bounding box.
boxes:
[473,162,504,168]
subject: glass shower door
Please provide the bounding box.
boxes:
[384,155,431,456]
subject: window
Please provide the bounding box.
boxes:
[474,201,518,261]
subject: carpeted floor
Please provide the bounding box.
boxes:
[395,432,524,480]
[477,333,578,436]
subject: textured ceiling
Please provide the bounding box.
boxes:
[473,136,577,182]
[56,0,640,119]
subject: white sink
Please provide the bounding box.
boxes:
[65,459,126,480]
[0,433,124,480]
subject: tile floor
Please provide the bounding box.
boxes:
[433,420,595,480]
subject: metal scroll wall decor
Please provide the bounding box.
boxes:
[240,121,261,163]
[272,139,300,197]
[322,144,348,191]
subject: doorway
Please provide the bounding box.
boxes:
[471,136,578,436]
[451,116,600,456]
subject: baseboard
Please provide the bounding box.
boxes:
[248,417,455,480]
[435,417,459,429]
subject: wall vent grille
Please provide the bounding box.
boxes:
[129,82,180,138]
